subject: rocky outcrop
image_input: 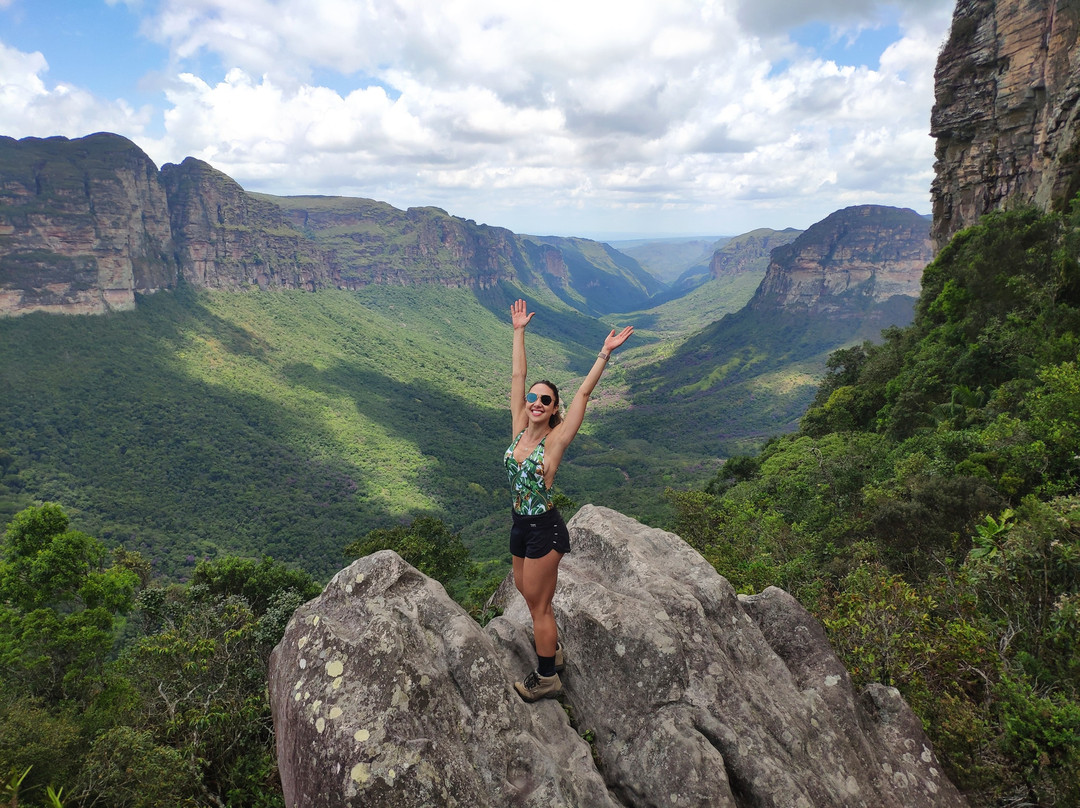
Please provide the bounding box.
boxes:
[0,133,177,315]
[931,0,1080,249]
[0,134,656,317]
[269,505,966,808]
[750,206,932,316]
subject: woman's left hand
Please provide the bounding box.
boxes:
[604,325,634,353]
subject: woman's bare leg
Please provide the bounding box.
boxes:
[518,550,563,657]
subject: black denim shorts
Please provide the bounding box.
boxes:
[510,508,571,559]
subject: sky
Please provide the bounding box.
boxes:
[0,0,957,239]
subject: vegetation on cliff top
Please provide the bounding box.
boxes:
[671,203,1080,806]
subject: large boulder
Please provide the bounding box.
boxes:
[268,549,616,807]
[270,505,967,807]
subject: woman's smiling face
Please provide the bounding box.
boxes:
[526,383,557,423]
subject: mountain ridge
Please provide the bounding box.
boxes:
[0,134,657,318]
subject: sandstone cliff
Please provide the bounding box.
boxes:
[750,205,932,316]
[931,0,1080,249]
[0,133,177,315]
[269,506,966,808]
[0,134,656,317]
[269,195,524,289]
[162,158,328,291]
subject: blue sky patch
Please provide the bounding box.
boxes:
[790,18,903,69]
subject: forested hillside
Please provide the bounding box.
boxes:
[669,203,1080,806]
[0,284,608,578]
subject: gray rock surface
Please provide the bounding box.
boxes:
[270,505,967,808]
[269,549,616,808]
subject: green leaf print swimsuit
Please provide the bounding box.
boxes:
[505,430,555,515]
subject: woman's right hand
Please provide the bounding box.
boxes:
[511,298,534,329]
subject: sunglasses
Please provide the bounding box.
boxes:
[525,392,554,406]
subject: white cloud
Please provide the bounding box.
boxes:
[0,41,152,141]
[1,0,956,235]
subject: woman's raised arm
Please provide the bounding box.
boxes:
[547,325,634,454]
[509,299,534,436]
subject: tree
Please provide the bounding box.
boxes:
[189,554,322,615]
[118,593,280,807]
[344,516,470,584]
[105,553,323,807]
[0,504,140,703]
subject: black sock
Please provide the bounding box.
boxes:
[537,654,557,677]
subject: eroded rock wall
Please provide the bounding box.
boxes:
[750,205,932,316]
[275,199,521,289]
[709,227,802,279]
[161,158,331,291]
[0,134,656,317]
[0,133,177,316]
[932,0,1080,248]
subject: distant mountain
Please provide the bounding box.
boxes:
[644,227,803,307]
[609,237,725,285]
[708,227,803,280]
[750,205,931,315]
[0,133,655,317]
[520,234,665,313]
[617,205,933,456]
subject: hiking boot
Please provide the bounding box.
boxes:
[514,670,562,702]
[555,641,565,673]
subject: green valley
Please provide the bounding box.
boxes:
[0,274,767,582]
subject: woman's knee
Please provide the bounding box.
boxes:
[525,594,555,617]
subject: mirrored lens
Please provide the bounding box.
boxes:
[526,392,553,406]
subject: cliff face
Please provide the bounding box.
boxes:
[750,205,932,316]
[162,160,527,292]
[162,158,329,291]
[0,133,177,316]
[931,0,1080,248]
[0,134,655,317]
[271,196,524,289]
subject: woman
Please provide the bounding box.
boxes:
[506,298,634,701]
